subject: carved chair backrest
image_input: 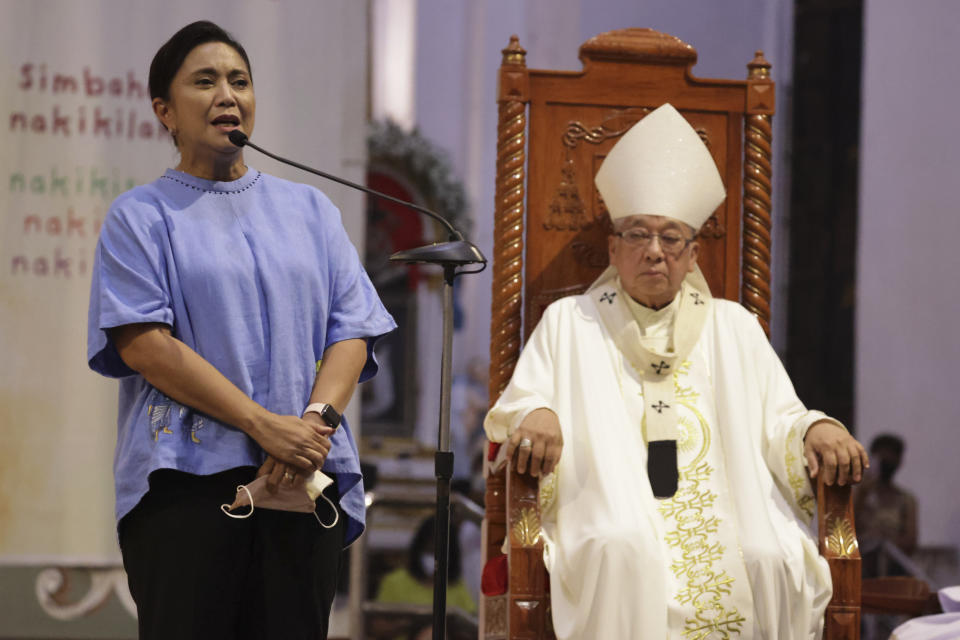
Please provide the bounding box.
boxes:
[483,28,859,640]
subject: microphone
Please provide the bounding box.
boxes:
[228,131,483,268]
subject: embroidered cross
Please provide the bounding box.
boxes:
[600,291,617,304]
[651,400,670,414]
[691,292,704,305]
[651,360,671,374]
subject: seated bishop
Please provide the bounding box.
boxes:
[484,103,869,640]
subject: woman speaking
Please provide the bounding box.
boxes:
[86,20,395,639]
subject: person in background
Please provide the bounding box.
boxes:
[87,20,394,640]
[376,514,477,617]
[451,356,490,488]
[855,434,918,578]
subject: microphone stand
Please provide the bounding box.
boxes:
[231,132,486,640]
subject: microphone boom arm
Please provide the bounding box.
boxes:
[230,131,463,241]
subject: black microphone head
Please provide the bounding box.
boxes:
[228,130,248,147]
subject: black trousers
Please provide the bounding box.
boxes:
[119,467,345,640]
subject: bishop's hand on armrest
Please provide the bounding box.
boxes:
[804,420,870,486]
[503,408,563,478]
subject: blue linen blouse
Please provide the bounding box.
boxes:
[87,167,396,545]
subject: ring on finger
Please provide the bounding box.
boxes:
[519,437,533,449]
[284,471,294,481]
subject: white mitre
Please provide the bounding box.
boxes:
[595,102,725,228]
[588,103,726,291]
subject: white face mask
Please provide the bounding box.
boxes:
[420,552,436,576]
[220,470,339,529]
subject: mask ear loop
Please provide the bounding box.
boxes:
[221,484,255,519]
[314,493,340,529]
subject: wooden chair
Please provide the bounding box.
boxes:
[481,28,861,640]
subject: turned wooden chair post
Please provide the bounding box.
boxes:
[743,50,774,332]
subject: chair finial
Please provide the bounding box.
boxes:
[747,50,772,79]
[502,35,527,67]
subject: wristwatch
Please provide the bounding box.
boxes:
[303,403,341,429]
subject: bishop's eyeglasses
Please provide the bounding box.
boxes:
[613,228,695,256]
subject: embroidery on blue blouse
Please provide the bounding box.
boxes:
[148,395,174,441]
[147,390,206,444]
[190,413,206,444]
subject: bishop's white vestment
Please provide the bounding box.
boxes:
[485,281,836,639]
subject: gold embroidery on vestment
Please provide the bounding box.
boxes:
[785,426,816,520]
[677,416,698,455]
[539,473,557,514]
[657,362,746,639]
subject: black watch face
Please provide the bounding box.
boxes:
[321,405,341,428]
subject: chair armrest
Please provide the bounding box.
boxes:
[818,473,862,640]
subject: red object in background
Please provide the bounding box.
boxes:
[481,553,508,596]
[488,441,501,461]
[366,171,424,290]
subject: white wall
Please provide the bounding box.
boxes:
[857,0,960,548]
